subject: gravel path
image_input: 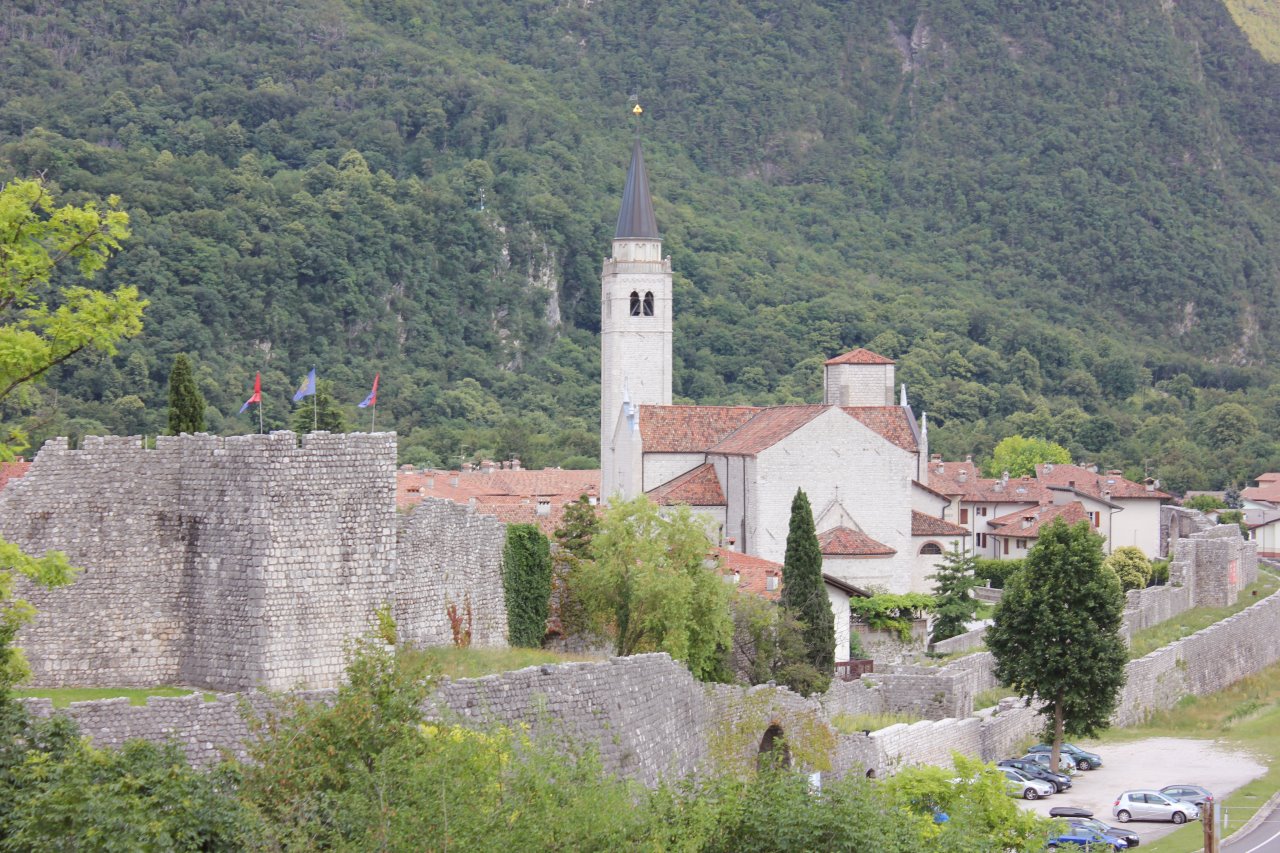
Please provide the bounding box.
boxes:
[1014,737,1267,845]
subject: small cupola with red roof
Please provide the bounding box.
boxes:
[823,348,895,406]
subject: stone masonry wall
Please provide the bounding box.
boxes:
[6,432,405,691]
[396,498,508,648]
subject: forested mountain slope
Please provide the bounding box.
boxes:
[2,0,1279,491]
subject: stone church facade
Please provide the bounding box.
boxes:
[600,143,965,594]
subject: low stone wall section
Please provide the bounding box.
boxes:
[929,625,987,655]
[396,498,508,648]
[1120,583,1193,643]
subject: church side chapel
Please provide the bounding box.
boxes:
[600,140,967,595]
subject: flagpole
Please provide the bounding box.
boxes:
[313,391,317,432]
[258,399,263,434]
[371,402,376,433]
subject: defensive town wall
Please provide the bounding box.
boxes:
[5,433,508,691]
[21,582,1280,782]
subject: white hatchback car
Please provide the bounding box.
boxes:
[1003,768,1055,800]
[1112,790,1201,824]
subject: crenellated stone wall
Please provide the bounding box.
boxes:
[5,432,507,691]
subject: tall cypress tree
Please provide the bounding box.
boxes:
[780,488,834,679]
[166,353,205,435]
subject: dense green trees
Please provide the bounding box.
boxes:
[780,489,834,691]
[986,519,1128,773]
[982,436,1071,478]
[166,354,205,434]
[502,524,552,648]
[928,545,981,645]
[570,497,732,680]
[0,2,1279,485]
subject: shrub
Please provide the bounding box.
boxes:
[502,524,552,647]
[975,557,1023,589]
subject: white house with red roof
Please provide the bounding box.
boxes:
[599,142,965,594]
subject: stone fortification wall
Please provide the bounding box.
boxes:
[1113,587,1280,727]
[929,625,987,655]
[1120,583,1192,642]
[1173,524,1257,608]
[396,498,508,648]
[6,432,399,691]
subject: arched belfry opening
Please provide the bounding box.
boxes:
[642,291,655,316]
[629,291,641,316]
[757,723,792,770]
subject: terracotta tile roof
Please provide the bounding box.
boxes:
[0,460,31,491]
[1035,463,1171,501]
[1242,482,1280,503]
[638,405,761,453]
[823,573,872,598]
[1257,473,1280,483]
[647,463,726,506]
[926,460,1048,504]
[715,547,783,601]
[987,501,1090,539]
[824,348,894,366]
[818,526,896,557]
[841,407,919,452]
[913,480,952,501]
[709,406,828,455]
[397,467,599,534]
[911,511,968,537]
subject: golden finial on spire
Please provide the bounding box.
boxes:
[632,103,643,115]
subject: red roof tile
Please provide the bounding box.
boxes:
[648,463,726,506]
[709,406,828,455]
[715,547,783,601]
[987,501,1090,539]
[397,467,600,534]
[911,511,968,537]
[818,526,896,556]
[1035,463,1171,501]
[638,405,761,453]
[927,460,1048,503]
[0,460,31,491]
[1243,484,1280,504]
[824,348,894,366]
[841,407,919,452]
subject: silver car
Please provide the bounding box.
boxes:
[1113,789,1201,824]
[1003,768,1055,800]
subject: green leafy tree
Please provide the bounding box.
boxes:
[166,353,206,434]
[1104,546,1151,592]
[928,544,980,644]
[981,435,1071,477]
[729,591,820,694]
[1183,494,1227,512]
[1218,509,1250,537]
[553,494,598,559]
[291,379,348,433]
[986,519,1127,772]
[0,179,143,701]
[502,523,552,648]
[569,497,731,681]
[779,488,834,692]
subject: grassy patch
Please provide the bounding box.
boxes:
[1091,661,1280,852]
[1128,574,1280,660]
[400,646,600,680]
[12,687,215,707]
[830,711,923,734]
[973,686,1019,710]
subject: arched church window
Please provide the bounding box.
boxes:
[629,291,641,316]
[919,542,943,555]
[642,291,655,316]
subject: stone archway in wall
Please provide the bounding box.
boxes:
[757,723,792,771]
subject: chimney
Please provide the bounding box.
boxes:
[965,454,973,463]
[1088,464,1099,474]
[993,481,1004,492]
[958,470,968,483]
[512,458,522,471]
[1044,463,1054,473]
[480,459,495,473]
[1022,515,1034,529]
[536,498,551,517]
[462,461,474,473]
[931,453,942,463]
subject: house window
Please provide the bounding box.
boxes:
[1017,538,1027,550]
[977,506,987,517]
[766,575,779,592]
[629,291,641,316]
[976,533,987,548]
[920,542,943,555]
[960,507,969,525]
[1092,511,1101,528]
[642,291,655,316]
[1003,538,1009,556]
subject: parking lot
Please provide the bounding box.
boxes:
[1013,737,1267,845]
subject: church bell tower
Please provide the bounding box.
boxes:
[600,139,673,498]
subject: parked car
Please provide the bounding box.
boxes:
[1048,807,1140,848]
[1113,790,1200,824]
[1047,825,1128,850]
[1021,751,1079,776]
[998,758,1072,793]
[1002,767,1055,800]
[1160,784,1214,808]
[1030,742,1103,770]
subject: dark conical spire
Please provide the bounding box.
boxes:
[615,139,660,240]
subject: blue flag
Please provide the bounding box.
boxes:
[292,368,316,402]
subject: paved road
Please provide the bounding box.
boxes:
[1225,813,1280,852]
